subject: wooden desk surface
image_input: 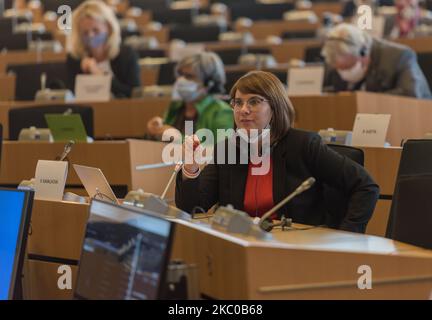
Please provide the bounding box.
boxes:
[172,218,432,299]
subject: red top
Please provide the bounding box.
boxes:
[243,158,274,218]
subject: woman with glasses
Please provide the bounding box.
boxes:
[146,52,234,142]
[175,71,379,233]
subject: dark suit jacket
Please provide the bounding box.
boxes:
[324,38,432,99]
[66,46,140,98]
[175,129,380,233]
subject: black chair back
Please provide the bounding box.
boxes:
[157,62,177,86]
[169,25,223,43]
[390,174,432,249]
[386,139,432,238]
[8,105,94,140]
[417,52,432,91]
[7,62,68,101]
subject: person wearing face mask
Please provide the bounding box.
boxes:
[321,23,431,99]
[175,71,380,233]
[146,52,234,141]
[66,0,140,98]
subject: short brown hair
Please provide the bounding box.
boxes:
[230,71,295,144]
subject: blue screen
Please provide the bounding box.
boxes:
[0,191,26,300]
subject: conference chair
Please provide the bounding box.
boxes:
[42,0,85,12]
[7,62,69,101]
[324,144,366,232]
[386,140,432,244]
[157,62,177,86]
[229,2,294,21]
[128,0,171,10]
[136,49,167,59]
[304,46,324,63]
[281,30,317,40]
[8,105,94,140]
[215,48,271,66]
[169,25,223,43]
[388,174,432,249]
[0,33,29,51]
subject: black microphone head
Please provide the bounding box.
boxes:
[260,219,274,232]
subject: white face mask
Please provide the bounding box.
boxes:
[401,6,416,20]
[173,77,201,102]
[337,60,367,84]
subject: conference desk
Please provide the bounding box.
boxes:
[0,139,401,236]
[24,199,432,300]
[0,139,176,199]
[291,91,432,147]
[0,97,170,140]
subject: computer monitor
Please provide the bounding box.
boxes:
[0,188,34,300]
[74,200,175,300]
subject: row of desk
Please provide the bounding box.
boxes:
[23,197,432,300]
[1,92,432,145]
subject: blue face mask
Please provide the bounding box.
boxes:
[83,32,108,49]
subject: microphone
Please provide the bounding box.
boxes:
[58,140,75,161]
[258,177,316,232]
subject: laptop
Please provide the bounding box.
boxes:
[74,199,175,300]
[0,188,34,300]
[45,114,88,142]
[73,164,119,204]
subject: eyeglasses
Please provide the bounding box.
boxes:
[229,97,269,112]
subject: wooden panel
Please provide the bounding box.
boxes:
[356,92,432,146]
[24,259,77,300]
[361,146,401,196]
[0,141,132,187]
[0,73,16,101]
[291,93,358,131]
[27,200,89,260]
[0,97,171,139]
[236,21,319,40]
[0,51,66,74]
[367,199,392,237]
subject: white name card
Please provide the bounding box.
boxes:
[34,160,68,201]
[169,43,205,62]
[352,113,391,147]
[75,74,112,102]
[287,65,324,96]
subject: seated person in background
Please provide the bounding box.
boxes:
[388,0,432,38]
[321,23,432,99]
[66,0,140,98]
[147,52,233,141]
[175,71,380,234]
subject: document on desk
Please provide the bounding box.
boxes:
[287,65,324,96]
[75,74,112,102]
[352,113,391,147]
[34,160,68,201]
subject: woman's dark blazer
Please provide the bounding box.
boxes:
[66,46,141,98]
[175,128,380,233]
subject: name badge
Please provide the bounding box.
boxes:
[352,113,391,147]
[287,65,324,96]
[34,160,68,201]
[75,74,112,102]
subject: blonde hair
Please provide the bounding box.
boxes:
[68,0,121,60]
[321,23,373,66]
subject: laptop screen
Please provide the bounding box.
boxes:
[0,188,34,300]
[75,200,174,300]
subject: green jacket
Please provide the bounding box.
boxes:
[164,95,234,143]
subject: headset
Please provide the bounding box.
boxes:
[197,53,217,93]
[325,36,367,57]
